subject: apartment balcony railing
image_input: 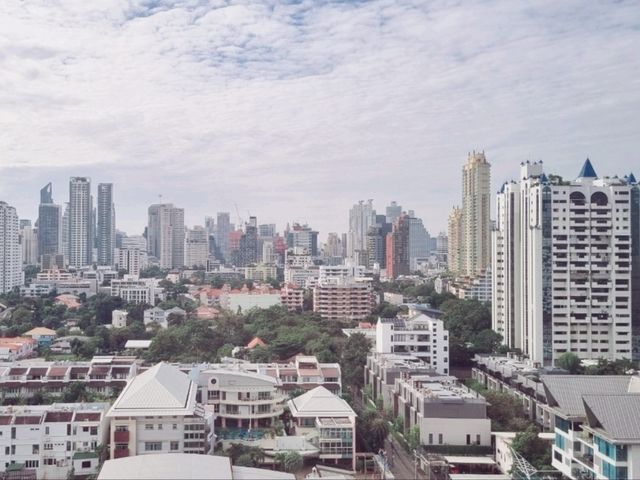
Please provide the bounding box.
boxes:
[113,448,129,459]
[114,430,129,442]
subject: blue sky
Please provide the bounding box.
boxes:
[1,0,639,237]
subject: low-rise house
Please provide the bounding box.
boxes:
[107,363,211,459]
[111,310,128,329]
[0,337,37,361]
[288,386,357,471]
[23,327,57,348]
[0,402,109,480]
[54,294,81,309]
[143,306,186,330]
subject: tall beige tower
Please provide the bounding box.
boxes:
[447,207,463,274]
[461,151,491,276]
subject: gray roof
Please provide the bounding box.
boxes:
[541,375,638,418]
[583,394,640,441]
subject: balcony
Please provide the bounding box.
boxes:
[113,448,129,459]
[114,430,129,442]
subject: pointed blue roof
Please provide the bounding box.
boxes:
[578,158,597,178]
[629,172,637,184]
[539,173,548,184]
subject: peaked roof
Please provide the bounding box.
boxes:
[577,158,597,179]
[24,327,57,337]
[288,386,356,418]
[246,337,266,349]
[107,363,197,417]
[583,394,640,441]
[629,172,637,184]
[541,375,638,418]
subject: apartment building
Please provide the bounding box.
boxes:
[244,263,277,282]
[0,201,23,294]
[107,363,210,459]
[280,283,304,312]
[542,375,640,480]
[110,275,162,305]
[143,306,186,330]
[493,160,638,366]
[375,310,450,375]
[288,386,357,470]
[0,402,109,480]
[313,275,375,322]
[0,338,36,361]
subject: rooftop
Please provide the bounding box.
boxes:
[288,386,356,418]
[583,394,640,441]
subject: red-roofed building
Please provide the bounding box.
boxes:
[0,337,36,361]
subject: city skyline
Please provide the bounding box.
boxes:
[1,1,639,235]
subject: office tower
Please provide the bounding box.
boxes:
[447,207,463,273]
[324,233,342,258]
[0,201,23,293]
[68,177,93,268]
[348,200,376,264]
[408,215,430,270]
[115,230,126,249]
[436,232,448,266]
[61,202,70,263]
[287,223,319,256]
[37,183,62,261]
[461,151,491,276]
[147,204,185,268]
[19,221,38,265]
[493,160,636,366]
[385,201,402,224]
[385,213,410,279]
[237,218,258,267]
[97,183,115,266]
[366,226,386,269]
[258,224,276,238]
[205,216,216,235]
[215,212,232,263]
[185,226,209,268]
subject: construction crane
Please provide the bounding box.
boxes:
[233,202,243,226]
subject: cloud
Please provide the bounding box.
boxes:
[0,0,639,236]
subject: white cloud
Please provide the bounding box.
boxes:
[0,0,639,236]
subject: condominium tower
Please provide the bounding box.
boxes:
[147,204,185,269]
[97,183,115,266]
[492,160,637,366]
[37,183,62,261]
[68,177,93,268]
[461,151,491,276]
[0,201,23,293]
[348,200,376,265]
[447,206,463,273]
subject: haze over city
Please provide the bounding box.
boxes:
[2,0,640,235]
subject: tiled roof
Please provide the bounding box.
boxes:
[541,375,637,418]
[583,394,640,441]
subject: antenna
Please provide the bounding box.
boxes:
[158,194,163,204]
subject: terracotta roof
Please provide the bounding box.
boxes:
[8,367,27,376]
[48,366,69,377]
[44,411,73,422]
[246,337,266,349]
[0,416,12,425]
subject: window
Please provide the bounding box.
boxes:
[44,443,53,451]
[466,434,471,445]
[428,434,433,444]
[555,433,566,451]
[81,461,91,469]
[145,442,162,451]
[438,434,443,445]
[145,424,154,430]
[476,434,481,445]
[554,451,562,463]
[170,441,179,451]
[32,445,39,454]
[158,424,163,430]
[555,417,570,433]
[25,460,39,469]
[45,426,49,435]
[90,426,98,435]
[172,424,178,430]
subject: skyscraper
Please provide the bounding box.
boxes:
[147,204,185,269]
[19,220,38,265]
[37,183,62,262]
[386,213,410,279]
[385,201,402,224]
[68,177,93,268]
[287,223,319,256]
[97,183,115,266]
[461,151,491,276]
[493,160,636,366]
[215,212,232,263]
[185,226,209,268]
[236,217,258,267]
[408,215,430,270]
[348,200,376,265]
[447,207,463,273]
[0,201,23,293]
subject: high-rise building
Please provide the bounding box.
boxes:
[385,213,410,279]
[97,183,115,266]
[385,201,402,225]
[0,201,23,293]
[287,223,319,256]
[447,207,463,273]
[19,220,38,265]
[147,204,185,268]
[68,177,93,268]
[61,202,70,263]
[204,216,216,235]
[461,151,491,276]
[436,232,448,267]
[37,183,62,262]
[492,160,636,366]
[324,233,343,258]
[215,212,232,263]
[258,223,276,238]
[185,226,209,268]
[236,217,258,267]
[408,216,430,270]
[348,200,376,265]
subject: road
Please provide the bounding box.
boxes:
[385,436,423,480]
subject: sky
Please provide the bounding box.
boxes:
[1,0,639,238]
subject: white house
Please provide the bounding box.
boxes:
[111,310,128,329]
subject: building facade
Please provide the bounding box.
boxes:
[37,183,63,262]
[0,201,23,293]
[68,177,93,268]
[447,206,463,274]
[184,226,209,268]
[97,183,115,266]
[461,151,491,276]
[147,204,185,269]
[386,213,410,279]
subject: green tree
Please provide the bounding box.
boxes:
[511,425,551,470]
[340,333,371,391]
[407,425,421,451]
[556,352,582,374]
[282,451,303,472]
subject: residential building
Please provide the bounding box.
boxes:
[375,310,450,375]
[258,223,276,238]
[184,226,209,268]
[313,275,374,322]
[288,386,357,470]
[461,150,491,276]
[0,201,23,293]
[287,223,319,256]
[97,183,115,266]
[68,177,93,268]
[348,200,376,264]
[110,275,161,305]
[0,337,36,361]
[493,160,637,365]
[20,221,38,265]
[106,363,210,459]
[284,247,318,288]
[386,213,410,279]
[23,327,57,348]
[244,263,277,282]
[143,306,186,330]
[446,268,492,302]
[542,375,640,480]
[97,453,294,480]
[324,232,344,259]
[436,231,448,268]
[147,204,185,268]
[280,284,304,312]
[0,402,110,480]
[37,183,63,262]
[112,310,128,328]
[116,247,147,276]
[447,206,463,274]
